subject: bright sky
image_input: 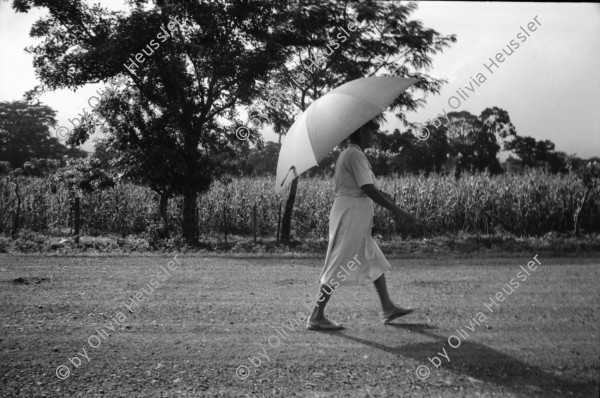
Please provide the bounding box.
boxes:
[1,1,599,158]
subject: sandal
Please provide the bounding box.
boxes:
[381,307,415,324]
[306,317,344,331]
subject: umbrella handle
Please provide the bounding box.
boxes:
[280,166,298,187]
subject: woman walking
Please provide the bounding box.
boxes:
[307,118,419,330]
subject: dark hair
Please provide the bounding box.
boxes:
[349,118,380,144]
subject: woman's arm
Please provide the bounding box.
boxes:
[361,184,395,210]
[360,184,418,227]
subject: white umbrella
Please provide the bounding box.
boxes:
[275,76,418,193]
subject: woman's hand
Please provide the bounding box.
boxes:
[392,207,418,229]
[360,185,420,231]
[362,186,417,229]
[380,191,394,203]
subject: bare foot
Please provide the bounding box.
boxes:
[306,317,344,330]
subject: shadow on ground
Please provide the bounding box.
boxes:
[331,323,597,398]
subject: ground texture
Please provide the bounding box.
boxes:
[0,254,599,398]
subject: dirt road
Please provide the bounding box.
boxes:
[1,255,598,397]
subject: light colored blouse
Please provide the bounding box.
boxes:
[334,143,377,198]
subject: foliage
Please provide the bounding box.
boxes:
[238,141,281,177]
[52,156,115,194]
[576,161,600,189]
[0,161,12,176]
[0,100,85,168]
[505,135,569,173]
[20,158,62,177]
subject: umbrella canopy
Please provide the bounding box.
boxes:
[275,76,418,193]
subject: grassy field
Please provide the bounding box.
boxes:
[1,254,599,398]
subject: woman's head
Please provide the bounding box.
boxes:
[349,118,380,148]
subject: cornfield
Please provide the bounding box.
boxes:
[1,171,599,239]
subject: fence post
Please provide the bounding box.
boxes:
[390,193,397,241]
[223,202,227,244]
[253,203,257,243]
[74,197,80,244]
[11,180,21,239]
[276,201,282,243]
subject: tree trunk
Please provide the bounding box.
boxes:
[280,177,298,242]
[253,203,258,243]
[182,188,198,244]
[159,192,169,238]
[73,197,80,243]
[276,201,282,243]
[11,181,21,239]
[573,186,590,237]
[182,127,199,244]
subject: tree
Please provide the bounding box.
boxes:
[0,161,11,176]
[479,106,517,149]
[470,125,501,174]
[445,110,504,175]
[53,156,115,194]
[258,1,456,241]
[504,135,568,173]
[14,0,308,244]
[445,111,479,176]
[241,141,280,177]
[402,124,450,175]
[505,135,537,167]
[573,161,600,236]
[0,100,84,168]
[21,158,62,177]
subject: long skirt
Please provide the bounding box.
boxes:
[318,195,391,287]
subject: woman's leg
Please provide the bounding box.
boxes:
[309,284,334,321]
[373,274,396,313]
[374,274,414,323]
